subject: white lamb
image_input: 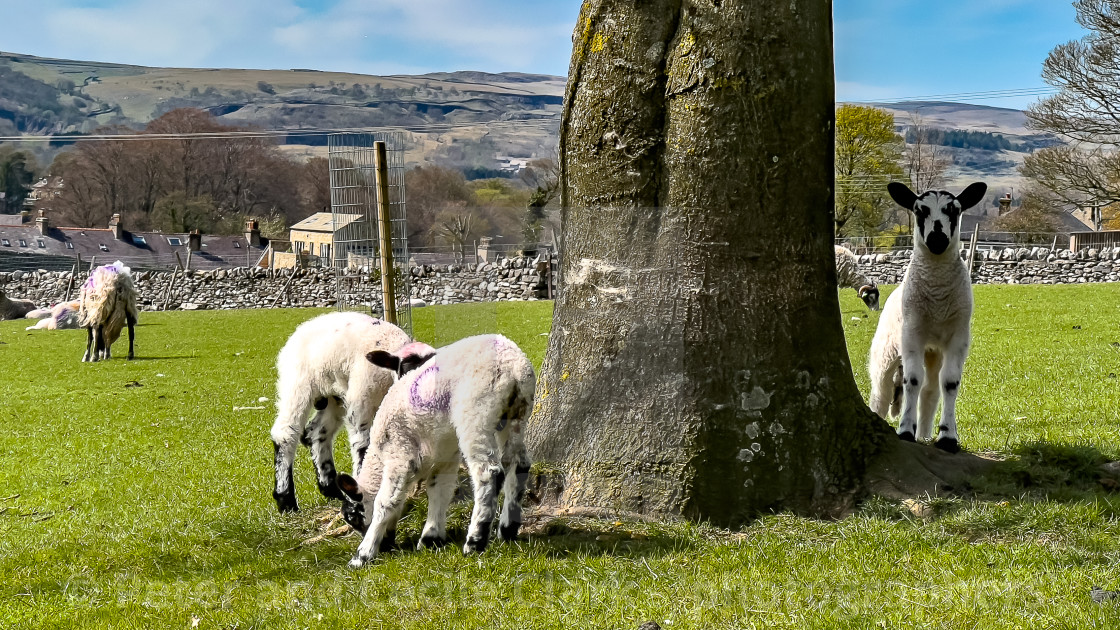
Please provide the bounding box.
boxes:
[336,333,535,568]
[270,311,430,513]
[835,245,880,311]
[26,301,81,331]
[869,182,987,453]
[79,261,139,362]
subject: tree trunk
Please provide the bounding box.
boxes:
[525,0,893,526]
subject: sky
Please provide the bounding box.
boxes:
[0,0,1091,110]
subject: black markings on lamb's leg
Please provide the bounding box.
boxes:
[316,460,344,501]
[898,431,915,442]
[939,425,950,434]
[272,441,299,513]
[313,397,328,411]
[420,534,449,549]
[499,463,531,542]
[356,446,368,471]
[943,381,960,392]
[908,377,919,387]
[466,521,493,554]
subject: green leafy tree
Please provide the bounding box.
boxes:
[835,104,904,237]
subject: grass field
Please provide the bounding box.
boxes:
[1,288,1120,628]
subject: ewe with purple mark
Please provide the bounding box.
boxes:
[269,312,427,514]
[869,182,987,453]
[79,261,139,362]
[337,334,535,568]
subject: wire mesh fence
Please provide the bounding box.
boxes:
[328,132,412,335]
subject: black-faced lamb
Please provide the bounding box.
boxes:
[0,290,38,320]
[26,300,81,331]
[834,245,880,311]
[868,182,987,453]
[336,333,535,568]
[78,261,139,362]
[270,311,429,513]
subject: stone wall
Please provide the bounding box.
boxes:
[859,246,1120,285]
[0,255,554,311]
[8,247,1120,313]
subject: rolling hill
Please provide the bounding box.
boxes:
[0,50,1053,194]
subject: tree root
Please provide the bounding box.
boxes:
[863,439,1000,501]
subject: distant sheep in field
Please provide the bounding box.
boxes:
[78,261,139,362]
[835,245,880,311]
[26,301,81,331]
[337,333,534,568]
[270,312,430,514]
[869,182,987,453]
[0,290,38,321]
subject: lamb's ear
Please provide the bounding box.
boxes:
[337,474,363,501]
[398,352,435,376]
[887,182,919,211]
[366,350,400,372]
[956,182,988,211]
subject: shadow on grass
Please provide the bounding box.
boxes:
[127,356,197,361]
[971,441,1115,500]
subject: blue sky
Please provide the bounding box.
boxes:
[0,0,1089,109]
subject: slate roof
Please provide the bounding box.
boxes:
[0,223,269,270]
[290,212,366,232]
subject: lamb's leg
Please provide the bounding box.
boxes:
[869,356,899,419]
[126,312,136,360]
[419,464,458,549]
[307,396,345,501]
[498,437,532,543]
[462,437,505,555]
[92,325,105,362]
[897,336,925,442]
[82,326,94,362]
[270,387,312,513]
[342,390,383,476]
[935,338,969,454]
[349,462,415,568]
[916,350,943,441]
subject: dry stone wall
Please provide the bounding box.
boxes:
[859,247,1120,285]
[0,256,553,312]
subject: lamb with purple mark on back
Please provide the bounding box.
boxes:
[269,312,430,513]
[79,261,139,362]
[336,333,535,568]
[26,300,81,331]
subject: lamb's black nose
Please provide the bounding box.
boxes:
[926,231,950,255]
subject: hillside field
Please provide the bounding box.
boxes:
[1,288,1120,628]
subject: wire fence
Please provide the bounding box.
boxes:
[837,231,1074,255]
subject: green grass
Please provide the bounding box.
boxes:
[2,289,1120,628]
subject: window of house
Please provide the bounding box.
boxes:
[18,240,27,247]
[1,239,9,246]
[99,244,109,252]
[233,241,241,248]
[132,235,146,245]
[37,240,45,248]
[168,237,183,246]
[66,242,74,249]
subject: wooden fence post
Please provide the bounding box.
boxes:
[374,141,397,324]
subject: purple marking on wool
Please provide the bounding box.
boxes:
[83,277,95,289]
[410,365,450,411]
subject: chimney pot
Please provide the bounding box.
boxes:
[244,219,261,247]
[188,229,202,252]
[108,213,123,240]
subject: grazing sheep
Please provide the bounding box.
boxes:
[868,182,987,453]
[336,334,534,568]
[835,245,880,311]
[0,290,38,320]
[78,261,139,362]
[26,301,81,331]
[270,312,428,513]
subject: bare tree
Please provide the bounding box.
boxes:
[1025,0,1120,206]
[433,201,489,262]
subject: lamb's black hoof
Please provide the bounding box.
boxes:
[273,491,299,513]
[498,522,521,543]
[317,480,345,501]
[898,431,916,442]
[463,537,489,555]
[379,529,397,553]
[419,535,449,549]
[934,437,960,454]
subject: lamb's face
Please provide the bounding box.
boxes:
[888,182,987,257]
[337,474,370,533]
[366,342,437,379]
[858,285,880,311]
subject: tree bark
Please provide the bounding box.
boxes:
[526,0,894,526]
